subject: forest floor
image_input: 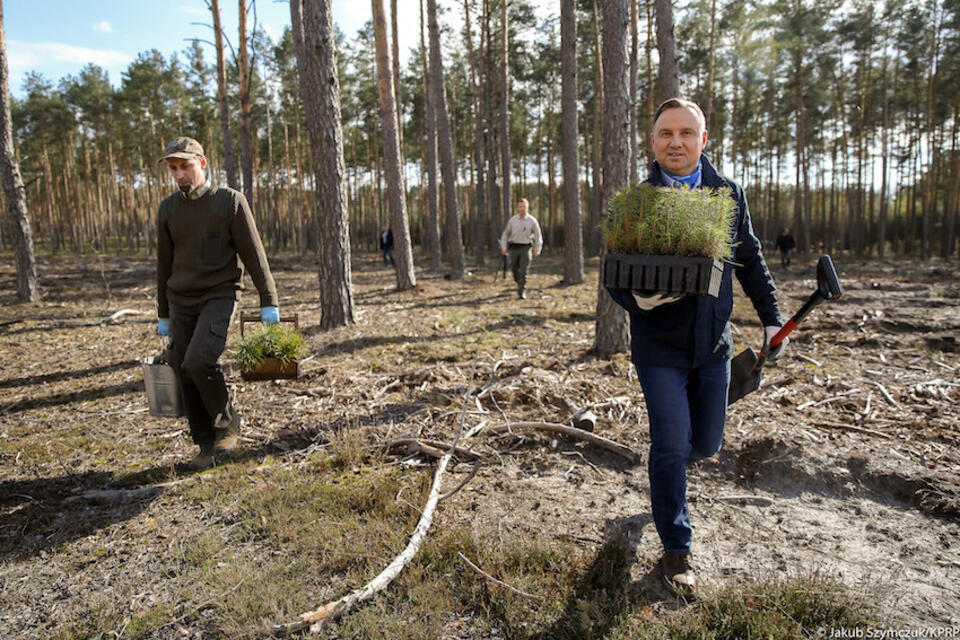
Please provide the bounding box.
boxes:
[1,251,959,639]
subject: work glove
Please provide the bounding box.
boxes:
[631,292,683,311]
[763,325,788,362]
[157,318,171,337]
[261,306,280,324]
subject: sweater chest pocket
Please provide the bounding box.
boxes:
[199,232,224,266]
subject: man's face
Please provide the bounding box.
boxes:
[651,107,707,177]
[166,156,207,191]
[517,200,527,217]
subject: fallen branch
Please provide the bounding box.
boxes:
[457,552,542,601]
[810,421,893,440]
[63,477,193,505]
[870,381,901,408]
[795,354,822,367]
[711,494,774,507]
[101,308,144,326]
[384,438,481,461]
[487,421,639,464]
[272,362,478,636]
[796,389,859,411]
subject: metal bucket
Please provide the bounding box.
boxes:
[142,356,184,418]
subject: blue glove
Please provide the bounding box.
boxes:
[261,306,280,324]
[157,318,171,337]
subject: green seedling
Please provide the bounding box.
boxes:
[231,323,307,373]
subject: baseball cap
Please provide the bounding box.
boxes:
[159,137,205,162]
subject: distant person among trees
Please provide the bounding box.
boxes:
[156,137,280,471]
[775,228,796,269]
[605,99,787,594]
[498,198,542,299]
[379,223,395,267]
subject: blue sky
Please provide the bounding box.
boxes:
[3,1,419,98]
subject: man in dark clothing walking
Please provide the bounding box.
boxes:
[606,99,787,593]
[380,224,395,267]
[156,137,280,471]
[775,228,796,269]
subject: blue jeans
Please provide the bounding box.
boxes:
[636,359,730,554]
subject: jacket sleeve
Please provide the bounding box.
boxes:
[156,202,173,319]
[231,192,279,308]
[732,185,783,327]
[531,217,543,253]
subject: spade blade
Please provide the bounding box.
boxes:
[728,346,762,405]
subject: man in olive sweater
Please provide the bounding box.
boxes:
[156,137,280,470]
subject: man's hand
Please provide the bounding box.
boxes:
[763,325,788,361]
[501,249,508,256]
[631,292,682,311]
[533,250,541,257]
[157,318,171,337]
[261,306,280,324]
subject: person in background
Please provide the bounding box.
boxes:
[380,223,395,267]
[606,99,787,593]
[775,228,796,269]
[156,137,280,471]
[498,198,542,299]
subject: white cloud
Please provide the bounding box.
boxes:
[8,40,132,73]
[93,20,114,34]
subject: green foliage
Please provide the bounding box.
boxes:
[602,183,737,260]
[231,324,307,373]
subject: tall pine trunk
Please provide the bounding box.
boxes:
[428,0,465,278]
[210,0,240,190]
[654,0,678,102]
[290,0,354,328]
[237,0,254,206]
[561,0,584,285]
[372,0,416,290]
[0,0,38,301]
[499,0,511,219]
[420,0,442,269]
[593,0,630,357]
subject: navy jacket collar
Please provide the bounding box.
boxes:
[648,154,726,190]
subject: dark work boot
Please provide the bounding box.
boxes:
[186,443,216,471]
[518,287,526,300]
[661,552,697,595]
[213,404,241,454]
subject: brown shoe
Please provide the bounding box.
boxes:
[213,406,241,454]
[661,552,697,594]
[186,445,216,471]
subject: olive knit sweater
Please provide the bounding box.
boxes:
[157,185,277,318]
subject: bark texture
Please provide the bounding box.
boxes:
[561,0,584,285]
[290,0,354,329]
[654,0,679,103]
[210,0,240,190]
[427,0,465,278]
[593,0,630,357]
[0,0,38,301]
[372,0,416,290]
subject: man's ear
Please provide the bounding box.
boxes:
[199,155,208,170]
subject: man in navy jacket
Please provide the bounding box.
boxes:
[606,98,786,593]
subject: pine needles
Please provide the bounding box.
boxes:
[602,182,737,260]
[231,324,307,373]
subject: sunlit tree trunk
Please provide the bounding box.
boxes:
[372,0,416,290]
[593,0,630,357]
[463,0,487,266]
[209,0,239,190]
[0,0,39,301]
[290,0,354,328]
[561,0,584,285]
[237,0,254,206]
[499,0,512,220]
[420,0,442,269]
[428,0,465,278]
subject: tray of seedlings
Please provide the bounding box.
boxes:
[601,182,736,297]
[233,312,306,381]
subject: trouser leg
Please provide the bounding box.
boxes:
[637,364,693,554]
[509,245,531,291]
[637,359,731,553]
[169,298,235,448]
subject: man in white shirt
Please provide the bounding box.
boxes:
[498,198,543,299]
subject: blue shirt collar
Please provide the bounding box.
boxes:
[660,160,703,189]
